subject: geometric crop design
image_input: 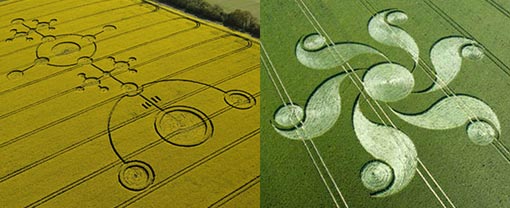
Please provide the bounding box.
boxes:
[0,0,260,207]
[262,0,510,207]
[273,9,505,198]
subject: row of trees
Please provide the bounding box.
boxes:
[158,0,260,37]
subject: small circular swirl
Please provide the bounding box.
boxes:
[467,120,497,146]
[360,160,395,192]
[274,104,304,129]
[386,11,408,25]
[301,33,327,51]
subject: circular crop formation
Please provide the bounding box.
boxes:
[224,90,256,109]
[274,104,304,129]
[386,11,408,25]
[36,34,97,67]
[363,63,414,102]
[360,160,394,192]
[461,44,484,60]
[302,33,327,51]
[154,106,213,147]
[118,160,155,191]
[467,121,497,146]
[121,82,142,96]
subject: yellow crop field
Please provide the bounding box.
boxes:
[0,0,260,207]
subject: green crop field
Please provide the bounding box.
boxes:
[261,0,510,207]
[206,0,260,19]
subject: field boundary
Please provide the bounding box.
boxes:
[144,0,260,43]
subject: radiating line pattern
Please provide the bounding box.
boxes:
[266,2,508,207]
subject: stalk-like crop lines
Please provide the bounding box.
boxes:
[262,0,510,206]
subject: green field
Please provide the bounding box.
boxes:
[0,0,260,206]
[206,0,260,19]
[261,0,510,207]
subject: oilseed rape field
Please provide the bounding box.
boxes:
[0,0,260,207]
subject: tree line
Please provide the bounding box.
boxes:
[157,0,260,38]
